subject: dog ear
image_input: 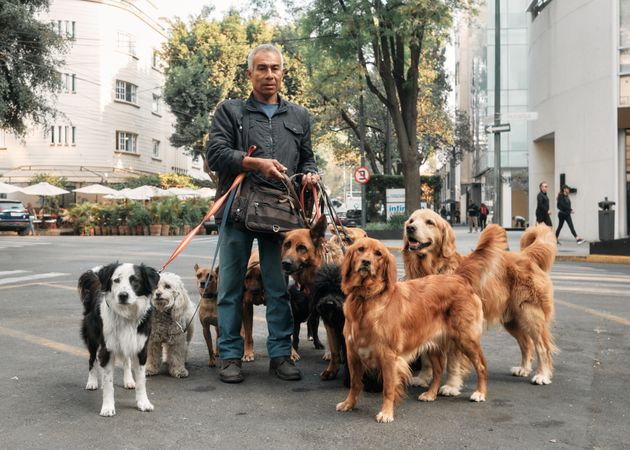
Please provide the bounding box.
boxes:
[310,214,327,246]
[340,241,358,294]
[194,263,199,272]
[97,263,119,292]
[384,248,398,288]
[439,220,457,259]
[139,265,160,294]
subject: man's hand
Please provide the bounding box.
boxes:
[303,172,320,188]
[243,157,287,181]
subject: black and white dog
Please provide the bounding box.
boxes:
[79,263,160,417]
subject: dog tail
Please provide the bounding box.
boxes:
[78,270,101,315]
[519,224,557,273]
[456,224,508,291]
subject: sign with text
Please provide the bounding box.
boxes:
[386,188,405,220]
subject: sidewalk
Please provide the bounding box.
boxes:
[382,225,630,264]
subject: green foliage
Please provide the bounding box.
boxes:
[0,0,68,135]
[68,202,94,233]
[127,202,151,227]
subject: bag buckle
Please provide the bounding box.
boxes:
[272,225,280,233]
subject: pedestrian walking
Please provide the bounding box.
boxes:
[536,181,552,226]
[26,202,36,236]
[467,203,479,232]
[206,44,319,384]
[556,185,585,244]
[479,203,489,230]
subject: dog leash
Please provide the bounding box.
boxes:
[159,145,256,274]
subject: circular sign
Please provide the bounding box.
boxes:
[353,166,371,185]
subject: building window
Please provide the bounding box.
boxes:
[152,139,160,158]
[116,131,138,153]
[152,49,161,70]
[50,125,76,145]
[54,20,76,39]
[60,73,76,93]
[115,80,137,104]
[117,32,136,57]
[152,93,161,114]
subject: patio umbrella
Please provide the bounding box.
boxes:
[195,187,216,199]
[21,182,70,196]
[73,184,118,195]
[126,185,173,200]
[167,187,199,198]
[0,181,22,194]
[104,188,133,200]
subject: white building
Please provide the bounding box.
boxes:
[528,0,628,240]
[0,0,208,189]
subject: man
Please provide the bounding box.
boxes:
[467,202,479,233]
[206,44,319,383]
[536,181,552,226]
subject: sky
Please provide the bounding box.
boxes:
[156,0,240,21]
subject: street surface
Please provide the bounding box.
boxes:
[0,231,628,449]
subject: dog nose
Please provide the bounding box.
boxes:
[199,282,206,289]
[406,225,416,234]
[118,292,129,304]
[281,260,293,271]
[360,259,370,268]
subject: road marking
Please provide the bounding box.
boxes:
[552,274,630,283]
[0,326,88,358]
[555,299,630,326]
[38,282,76,291]
[0,270,28,276]
[0,272,68,286]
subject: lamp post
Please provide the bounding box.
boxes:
[493,0,502,225]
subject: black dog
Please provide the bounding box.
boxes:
[311,264,382,392]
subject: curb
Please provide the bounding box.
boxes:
[385,246,630,265]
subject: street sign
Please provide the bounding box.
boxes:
[482,111,538,124]
[353,166,371,184]
[485,123,511,134]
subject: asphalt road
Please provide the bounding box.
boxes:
[0,234,628,449]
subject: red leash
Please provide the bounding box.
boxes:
[159,146,255,273]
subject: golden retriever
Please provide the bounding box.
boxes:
[403,209,558,392]
[336,225,507,423]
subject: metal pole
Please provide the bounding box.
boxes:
[359,90,367,228]
[493,0,502,225]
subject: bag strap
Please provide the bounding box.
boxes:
[241,100,250,154]
[280,174,308,225]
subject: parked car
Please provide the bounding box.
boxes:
[204,216,218,234]
[342,209,362,227]
[0,200,30,235]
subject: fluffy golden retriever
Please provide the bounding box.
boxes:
[336,225,507,423]
[403,209,558,392]
[328,224,368,247]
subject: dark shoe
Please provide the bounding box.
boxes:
[219,359,244,383]
[269,357,302,381]
[577,238,586,245]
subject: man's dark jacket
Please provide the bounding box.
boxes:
[206,95,317,219]
[557,193,572,216]
[536,191,550,222]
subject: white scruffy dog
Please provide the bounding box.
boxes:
[146,272,195,378]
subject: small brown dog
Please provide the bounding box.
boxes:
[241,251,265,362]
[194,264,219,367]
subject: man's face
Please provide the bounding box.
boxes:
[247,50,283,102]
[541,183,548,193]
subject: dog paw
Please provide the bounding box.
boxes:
[418,392,437,402]
[207,357,216,368]
[242,353,255,362]
[145,367,159,377]
[123,380,136,390]
[99,405,116,417]
[438,385,461,397]
[170,368,189,378]
[137,399,154,412]
[375,411,394,423]
[320,369,338,381]
[336,400,355,412]
[322,351,331,361]
[85,380,99,390]
[531,374,552,385]
[409,375,430,388]
[313,341,325,350]
[290,348,301,362]
[470,391,486,402]
[510,366,531,377]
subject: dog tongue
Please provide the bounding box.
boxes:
[408,241,429,251]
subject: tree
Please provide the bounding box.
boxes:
[0,0,66,135]
[161,12,311,174]
[301,0,466,213]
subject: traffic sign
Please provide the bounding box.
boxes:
[353,166,371,184]
[485,123,511,134]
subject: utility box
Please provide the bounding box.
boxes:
[597,197,615,241]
